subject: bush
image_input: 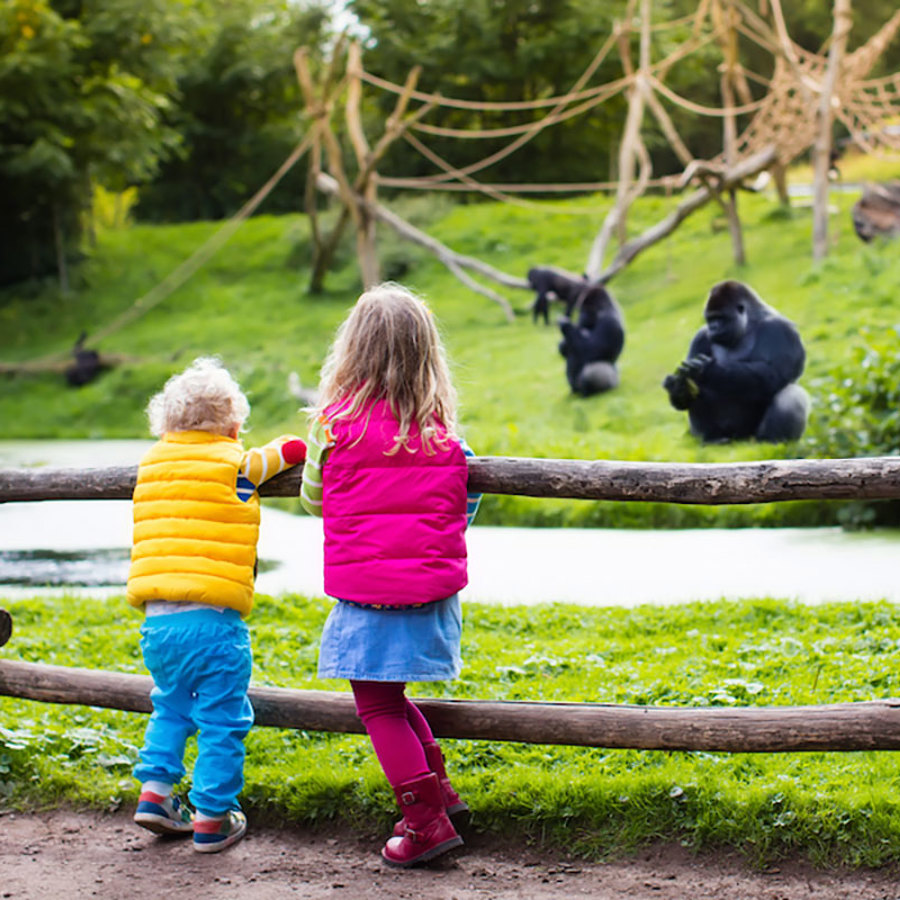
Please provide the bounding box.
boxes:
[806,324,900,528]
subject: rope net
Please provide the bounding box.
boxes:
[356,6,900,202]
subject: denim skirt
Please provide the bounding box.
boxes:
[317,593,462,682]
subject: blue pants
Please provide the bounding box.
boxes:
[133,608,254,817]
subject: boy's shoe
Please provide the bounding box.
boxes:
[133,791,194,835]
[193,810,247,853]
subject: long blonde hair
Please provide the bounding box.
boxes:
[312,283,458,454]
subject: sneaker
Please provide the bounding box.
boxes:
[192,810,247,853]
[133,791,193,835]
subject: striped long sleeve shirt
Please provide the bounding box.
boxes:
[236,434,307,502]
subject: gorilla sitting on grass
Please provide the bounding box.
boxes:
[663,280,809,443]
[558,283,625,396]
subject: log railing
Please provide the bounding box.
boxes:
[4,455,900,504]
[3,658,900,752]
[4,455,900,751]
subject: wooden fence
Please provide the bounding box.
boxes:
[3,456,900,752]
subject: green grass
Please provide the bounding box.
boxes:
[3,184,900,527]
[4,592,900,865]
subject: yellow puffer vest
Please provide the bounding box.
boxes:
[126,431,259,615]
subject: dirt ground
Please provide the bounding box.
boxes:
[3,810,900,900]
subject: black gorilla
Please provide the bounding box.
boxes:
[527,266,586,324]
[663,281,809,443]
[558,284,625,396]
[0,608,11,648]
[64,332,103,387]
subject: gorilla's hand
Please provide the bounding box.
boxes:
[677,354,712,379]
[663,371,699,410]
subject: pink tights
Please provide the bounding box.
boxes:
[350,681,435,788]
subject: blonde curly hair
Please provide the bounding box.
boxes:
[312,283,458,454]
[147,357,250,437]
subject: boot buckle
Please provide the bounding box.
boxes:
[400,790,416,806]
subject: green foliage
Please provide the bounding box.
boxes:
[6,592,900,865]
[805,321,900,529]
[0,0,192,284]
[92,185,139,231]
[136,0,331,222]
[806,325,900,461]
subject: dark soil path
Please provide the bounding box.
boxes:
[2,809,899,899]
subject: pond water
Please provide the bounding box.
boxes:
[1,440,899,606]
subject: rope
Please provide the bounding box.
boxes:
[649,75,768,117]
[411,80,629,139]
[400,131,608,215]
[398,32,716,186]
[377,176,678,193]
[358,29,620,113]
[86,133,313,347]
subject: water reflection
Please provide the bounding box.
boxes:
[0,548,131,587]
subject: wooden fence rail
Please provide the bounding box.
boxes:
[3,658,900,752]
[5,455,900,752]
[4,455,900,504]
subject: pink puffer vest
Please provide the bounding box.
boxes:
[322,399,468,606]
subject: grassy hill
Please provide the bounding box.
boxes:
[3,183,900,527]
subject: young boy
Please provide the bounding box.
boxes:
[127,357,305,852]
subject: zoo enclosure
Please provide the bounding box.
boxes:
[3,456,900,753]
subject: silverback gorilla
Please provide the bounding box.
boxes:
[558,284,625,396]
[662,281,809,443]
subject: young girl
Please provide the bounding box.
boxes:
[300,283,481,868]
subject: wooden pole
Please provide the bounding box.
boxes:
[3,659,900,752]
[345,42,380,288]
[812,0,853,261]
[5,453,900,505]
[585,1,652,280]
[715,0,747,266]
[316,172,520,320]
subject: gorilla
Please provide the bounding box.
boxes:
[527,266,587,325]
[64,332,103,387]
[0,608,11,648]
[558,284,625,396]
[663,281,809,443]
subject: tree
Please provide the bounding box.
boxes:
[0,0,193,287]
[347,0,633,189]
[135,0,331,222]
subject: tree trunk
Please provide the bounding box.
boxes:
[813,0,853,261]
[717,0,746,266]
[772,162,790,206]
[52,203,69,295]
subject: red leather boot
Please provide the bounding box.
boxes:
[392,740,470,836]
[423,740,470,828]
[382,772,463,868]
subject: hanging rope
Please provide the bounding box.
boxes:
[359,29,620,113]
[410,80,630,139]
[400,131,612,215]
[376,175,679,193]
[649,75,768,117]
[85,133,314,348]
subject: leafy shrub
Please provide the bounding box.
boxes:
[806,325,900,528]
[806,325,900,459]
